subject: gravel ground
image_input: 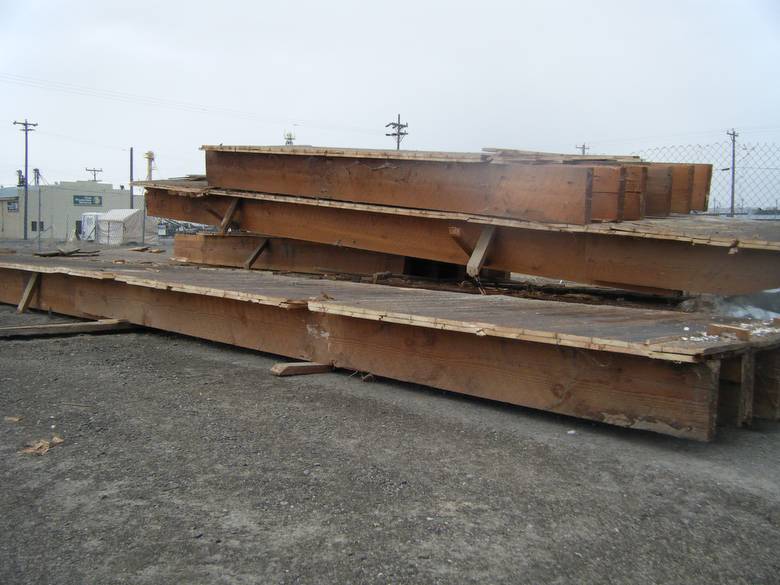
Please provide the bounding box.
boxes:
[1,304,779,584]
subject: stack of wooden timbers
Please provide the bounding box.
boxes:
[3,145,779,443]
[145,146,780,295]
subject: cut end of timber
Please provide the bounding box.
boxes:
[270,361,333,377]
[707,323,752,341]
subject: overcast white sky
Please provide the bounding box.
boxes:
[1,0,779,188]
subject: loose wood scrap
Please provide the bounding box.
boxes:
[0,319,133,339]
[16,272,39,313]
[270,362,332,376]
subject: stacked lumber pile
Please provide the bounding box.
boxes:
[201,145,712,225]
[138,145,780,295]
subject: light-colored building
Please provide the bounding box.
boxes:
[0,180,144,241]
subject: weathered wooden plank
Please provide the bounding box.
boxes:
[16,272,40,313]
[270,361,332,377]
[243,237,268,269]
[218,197,241,234]
[755,349,780,420]
[670,164,695,214]
[147,190,780,295]
[0,319,133,338]
[173,233,406,276]
[0,267,722,440]
[690,164,713,211]
[204,149,611,225]
[466,226,496,278]
[644,165,673,217]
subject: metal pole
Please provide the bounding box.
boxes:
[727,128,738,217]
[396,114,401,150]
[34,168,41,251]
[129,147,134,209]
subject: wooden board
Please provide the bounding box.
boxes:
[2,255,778,363]
[670,164,695,214]
[0,319,133,338]
[644,165,673,217]
[690,164,713,211]
[173,233,406,276]
[138,180,780,251]
[146,189,780,295]
[203,149,619,225]
[0,264,733,440]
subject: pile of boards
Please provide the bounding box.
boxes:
[141,146,780,295]
[5,144,773,442]
[201,145,711,225]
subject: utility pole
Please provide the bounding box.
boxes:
[385,114,408,150]
[86,167,103,182]
[144,151,155,180]
[576,143,589,156]
[129,147,134,208]
[284,131,295,146]
[142,151,155,243]
[13,119,38,240]
[33,168,41,251]
[727,128,738,217]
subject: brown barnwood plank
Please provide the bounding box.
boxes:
[0,267,722,440]
[147,190,780,295]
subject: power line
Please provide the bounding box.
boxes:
[385,114,408,150]
[0,72,379,137]
[13,118,38,240]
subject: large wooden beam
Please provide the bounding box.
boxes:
[147,190,780,295]
[203,148,626,225]
[0,267,724,440]
[173,233,406,276]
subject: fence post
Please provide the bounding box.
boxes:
[727,128,739,216]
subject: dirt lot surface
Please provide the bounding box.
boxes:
[1,303,779,584]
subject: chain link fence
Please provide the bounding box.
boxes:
[628,142,780,216]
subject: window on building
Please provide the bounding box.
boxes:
[31,221,37,232]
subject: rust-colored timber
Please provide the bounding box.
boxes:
[645,165,674,217]
[670,164,695,214]
[0,266,723,440]
[146,189,780,295]
[690,164,713,211]
[203,149,625,225]
[173,233,405,275]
